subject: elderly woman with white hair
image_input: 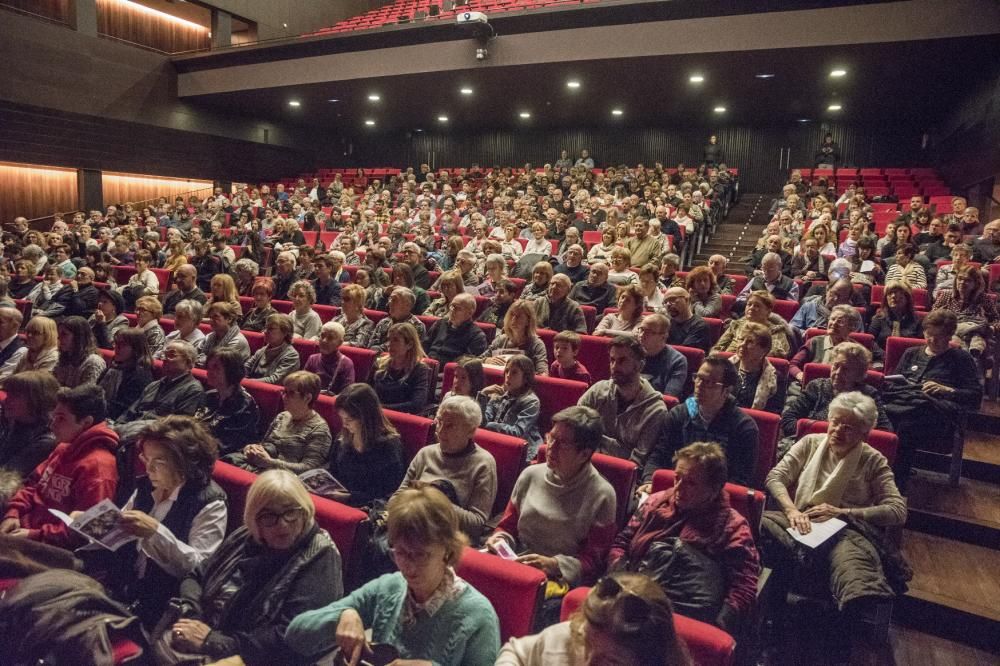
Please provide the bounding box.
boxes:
[789,304,863,382]
[153,470,343,665]
[244,313,302,385]
[761,391,909,643]
[303,320,356,394]
[233,257,260,296]
[157,299,205,360]
[475,253,508,298]
[288,280,323,341]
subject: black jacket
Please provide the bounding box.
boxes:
[373,362,432,415]
[425,319,488,365]
[327,434,406,508]
[0,421,56,478]
[194,387,261,455]
[569,282,617,315]
[780,379,889,438]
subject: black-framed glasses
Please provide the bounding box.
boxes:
[256,507,304,528]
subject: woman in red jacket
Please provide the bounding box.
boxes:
[0,384,119,548]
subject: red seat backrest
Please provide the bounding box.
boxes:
[341,345,378,383]
[802,363,884,389]
[772,299,800,321]
[577,334,612,381]
[652,469,765,540]
[212,460,257,532]
[271,299,294,314]
[884,336,925,374]
[474,427,527,516]
[312,393,343,434]
[535,445,636,527]
[239,296,254,314]
[719,294,736,319]
[385,408,435,461]
[580,305,597,333]
[291,338,318,367]
[795,419,899,463]
[456,547,545,642]
[741,408,780,490]
[242,379,284,426]
[804,329,875,351]
[314,304,339,322]
[243,330,266,354]
[560,588,736,666]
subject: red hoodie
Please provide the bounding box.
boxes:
[4,422,119,548]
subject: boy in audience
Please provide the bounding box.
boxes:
[549,330,592,384]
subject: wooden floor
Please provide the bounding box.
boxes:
[901,531,1000,622]
[888,626,999,666]
[964,431,1000,467]
[906,470,1000,527]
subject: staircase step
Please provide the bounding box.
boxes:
[905,469,1000,548]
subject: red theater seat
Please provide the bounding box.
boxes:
[772,299,800,321]
[884,336,926,374]
[385,409,435,461]
[241,378,284,425]
[474,427,528,515]
[456,547,545,642]
[560,588,736,666]
[341,345,378,383]
[795,419,898,463]
[741,408,780,490]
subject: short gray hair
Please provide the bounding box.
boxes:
[828,391,878,432]
[166,340,198,368]
[437,395,482,431]
[485,253,506,270]
[235,258,260,276]
[174,299,204,322]
[762,252,783,267]
[662,253,681,268]
[320,320,346,339]
[830,304,861,328]
[393,286,416,307]
[832,340,871,372]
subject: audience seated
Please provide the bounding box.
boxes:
[664,287,712,353]
[162,265,206,318]
[426,292,488,365]
[579,336,667,467]
[104,416,226,627]
[115,340,205,442]
[10,315,59,377]
[325,383,404,509]
[426,269,465,317]
[931,265,998,355]
[789,305,863,381]
[223,370,331,474]
[790,278,858,334]
[0,385,118,548]
[477,277,517,325]
[303,321,356,393]
[636,313,687,397]
[484,299,549,374]
[885,245,927,289]
[610,443,759,632]
[311,254,343,306]
[728,322,785,413]
[736,252,799,306]
[91,288,130,350]
[135,295,167,356]
[686,266,722,318]
[198,301,250,366]
[715,290,792,359]
[98,328,155,421]
[535,274,587,333]
[0,371,59,480]
[883,310,983,489]
[238,277,278,333]
[205,274,241,313]
[373,322,432,414]
[521,261,554,300]
[641,357,759,488]
[393,396,498,540]
[158,299,206,358]
[549,330,591,384]
[333,283,375,348]
[287,485,500,665]
[479,355,543,459]
[594,285,644,337]
[288,280,323,341]
[154,470,342,664]
[607,248,639,288]
[369,287,426,353]
[762,392,908,645]
[569,261,616,315]
[244,313,301,384]
[868,281,923,365]
[0,307,25,381]
[271,251,299,300]
[194,348,260,456]
[496,572,691,666]
[53,315,106,388]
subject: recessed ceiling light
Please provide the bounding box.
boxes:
[367,94,381,101]
[689,74,705,83]
[797,118,810,123]
[460,87,473,95]
[611,109,623,116]
[437,115,448,122]
[327,98,339,103]
[364,120,375,126]
[830,69,847,78]
[288,100,301,107]
[519,111,531,119]
[414,129,424,132]
[566,80,581,89]
[828,104,842,111]
[713,106,726,113]
[755,73,775,79]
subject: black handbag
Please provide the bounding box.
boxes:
[634,537,726,623]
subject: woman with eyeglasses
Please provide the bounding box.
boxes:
[134,295,166,357]
[153,470,343,665]
[8,315,59,378]
[223,370,331,475]
[287,485,500,666]
[496,572,691,666]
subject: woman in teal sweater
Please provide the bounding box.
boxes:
[286,486,501,666]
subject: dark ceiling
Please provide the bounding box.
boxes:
[183,35,1000,134]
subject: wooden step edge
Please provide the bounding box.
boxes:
[896,590,1000,652]
[915,451,1000,485]
[905,508,1000,549]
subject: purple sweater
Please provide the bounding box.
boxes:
[303,351,356,394]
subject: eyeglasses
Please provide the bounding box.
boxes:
[256,507,304,528]
[388,545,433,565]
[693,375,725,388]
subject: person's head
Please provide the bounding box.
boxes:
[944,224,962,246]
[435,395,482,453]
[923,309,958,354]
[829,341,871,392]
[503,299,538,343]
[546,405,603,479]
[210,273,238,304]
[707,254,728,277]
[388,287,416,320]
[448,292,477,327]
[205,347,246,391]
[548,273,572,302]
[881,280,913,316]
[574,573,689,666]
[2,371,59,425]
[587,261,609,287]
[553,329,582,366]
[24,316,57,353]
[135,296,163,327]
[744,290,774,323]
[663,287,692,321]
[452,356,485,397]
[761,252,783,281]
[826,391,878,453]
[672,442,728,510]
[954,264,985,304]
[161,340,197,378]
[172,299,204,337]
[259,313,292,349]
[632,217,649,238]
[282,370,321,413]
[827,304,860,341]
[685,266,716,298]
[174,264,197,292]
[386,322,426,370]
[340,283,365,314]
[825,278,853,308]
[336,382,397,449]
[386,486,468,599]
[250,277,274,309]
[949,242,971,268]
[138,416,219,493]
[894,244,915,267]
[207,300,241,335]
[57,315,96,362]
[694,356,738,408]
[609,335,645,388]
[0,306,23,341]
[289,280,316,312]
[531,261,554,288]
[245,470,315,550]
[951,196,967,216]
[51,384,107,442]
[318,320,345,356]
[503,354,536,396]
[610,247,632,272]
[735,321,771,366]
[617,284,644,320]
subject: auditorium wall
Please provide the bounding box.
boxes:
[0,162,78,223]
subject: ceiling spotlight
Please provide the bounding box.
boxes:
[460,87,473,95]
[797,118,810,123]
[830,69,847,78]
[519,111,531,119]
[327,98,339,103]
[437,115,449,122]
[288,100,301,107]
[755,73,775,79]
[611,109,623,116]
[364,120,375,126]
[689,74,705,83]
[414,129,424,132]
[828,104,842,111]
[713,106,726,113]
[566,80,581,89]
[367,94,381,102]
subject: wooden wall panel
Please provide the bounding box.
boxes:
[96,0,209,54]
[0,162,78,223]
[0,0,68,22]
[102,172,213,208]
